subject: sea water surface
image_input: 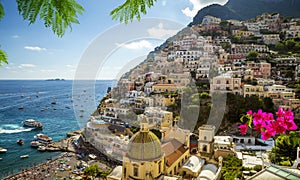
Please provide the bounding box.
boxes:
[0,80,114,178]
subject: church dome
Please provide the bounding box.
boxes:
[127,130,162,161]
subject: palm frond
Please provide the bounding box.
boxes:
[110,0,157,24]
[16,0,84,37]
[0,3,5,21]
[0,49,8,66]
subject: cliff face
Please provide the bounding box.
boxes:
[190,0,300,25]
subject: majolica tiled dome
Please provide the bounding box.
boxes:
[127,129,162,161]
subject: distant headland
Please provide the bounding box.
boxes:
[45,78,65,81]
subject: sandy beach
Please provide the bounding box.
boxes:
[3,131,118,180]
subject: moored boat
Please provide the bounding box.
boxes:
[0,147,7,153]
[20,155,29,159]
[22,119,43,129]
[17,139,24,145]
[34,133,52,143]
[30,141,43,148]
[37,146,46,152]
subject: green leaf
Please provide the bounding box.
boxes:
[0,49,8,66]
[110,0,157,24]
[0,3,4,21]
[16,0,84,37]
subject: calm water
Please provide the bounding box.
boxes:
[0,80,114,178]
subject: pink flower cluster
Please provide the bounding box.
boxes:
[238,108,298,140]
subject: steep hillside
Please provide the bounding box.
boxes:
[190,0,300,25]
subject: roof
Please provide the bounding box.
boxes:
[247,164,300,180]
[197,164,218,180]
[153,84,178,87]
[107,166,122,180]
[108,124,126,133]
[127,130,162,161]
[181,155,205,173]
[162,139,188,167]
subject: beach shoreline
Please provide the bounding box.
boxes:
[3,129,119,180]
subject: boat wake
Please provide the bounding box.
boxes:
[0,124,34,134]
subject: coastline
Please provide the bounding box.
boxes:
[3,129,120,180]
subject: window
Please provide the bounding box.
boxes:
[158,162,161,174]
[124,168,126,177]
[203,145,207,152]
[204,136,207,140]
[240,139,244,143]
[248,139,251,143]
[134,166,138,177]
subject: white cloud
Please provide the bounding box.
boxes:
[66,64,76,68]
[24,46,46,51]
[181,0,202,18]
[147,23,179,39]
[12,35,19,38]
[40,69,56,72]
[117,40,154,50]
[181,0,227,18]
[18,64,36,68]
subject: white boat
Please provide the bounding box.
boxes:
[30,141,43,148]
[34,133,52,143]
[22,119,43,129]
[37,146,46,152]
[20,155,29,159]
[0,147,7,153]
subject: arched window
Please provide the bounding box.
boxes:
[134,166,138,177]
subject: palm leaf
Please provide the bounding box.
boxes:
[16,0,84,37]
[110,0,157,24]
[0,3,4,21]
[0,49,8,66]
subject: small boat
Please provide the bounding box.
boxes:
[51,101,57,105]
[37,146,46,152]
[18,106,24,109]
[0,157,2,160]
[31,141,43,148]
[17,139,24,145]
[22,119,43,129]
[80,109,84,112]
[20,155,29,159]
[0,147,7,153]
[79,114,84,118]
[34,133,52,143]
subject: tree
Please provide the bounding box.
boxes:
[84,164,100,179]
[246,51,259,61]
[269,132,300,166]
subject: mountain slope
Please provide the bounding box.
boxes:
[190,0,300,25]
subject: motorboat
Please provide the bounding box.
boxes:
[30,141,43,148]
[17,139,24,145]
[18,106,24,109]
[37,146,46,152]
[20,155,29,159]
[34,133,52,143]
[22,119,43,129]
[0,147,7,153]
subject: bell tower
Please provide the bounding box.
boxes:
[198,125,215,158]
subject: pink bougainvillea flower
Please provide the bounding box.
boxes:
[276,107,285,117]
[274,117,287,134]
[238,124,248,135]
[247,110,253,116]
[285,120,298,131]
[261,130,275,140]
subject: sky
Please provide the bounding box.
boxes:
[0,0,227,80]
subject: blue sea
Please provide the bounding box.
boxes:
[0,80,114,178]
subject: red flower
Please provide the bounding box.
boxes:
[238,124,248,135]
